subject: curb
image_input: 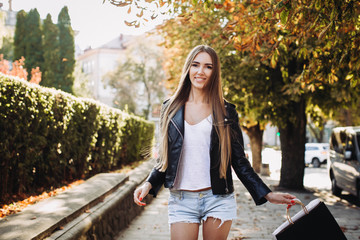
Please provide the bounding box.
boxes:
[0,173,128,240]
[47,159,155,240]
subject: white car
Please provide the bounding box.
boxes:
[305,143,329,168]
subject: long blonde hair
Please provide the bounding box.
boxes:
[158,45,231,179]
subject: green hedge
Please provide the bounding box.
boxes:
[0,74,154,200]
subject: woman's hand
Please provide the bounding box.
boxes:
[265,192,296,205]
[133,182,152,206]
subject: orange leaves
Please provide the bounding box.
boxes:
[159,0,166,7]
[0,54,10,74]
[111,0,166,28]
[125,20,136,26]
[231,31,263,56]
[29,67,42,85]
[108,0,131,7]
[0,180,84,219]
[328,70,339,83]
[0,55,32,82]
[125,19,141,28]
[151,13,158,20]
[214,3,223,9]
[11,58,28,80]
[175,13,193,24]
[136,9,144,17]
[227,20,239,28]
[224,0,235,13]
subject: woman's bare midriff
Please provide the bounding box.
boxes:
[180,187,212,192]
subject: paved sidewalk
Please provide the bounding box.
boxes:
[116,175,360,240]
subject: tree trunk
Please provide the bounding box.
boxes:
[345,109,353,126]
[278,98,306,189]
[307,121,324,143]
[242,123,263,173]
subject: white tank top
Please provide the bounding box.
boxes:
[172,114,212,191]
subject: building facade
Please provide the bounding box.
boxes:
[76,34,137,107]
[0,7,16,48]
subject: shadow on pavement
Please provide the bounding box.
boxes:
[337,193,360,207]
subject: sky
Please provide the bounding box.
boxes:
[1,0,169,50]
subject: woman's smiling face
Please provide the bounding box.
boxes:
[189,52,213,91]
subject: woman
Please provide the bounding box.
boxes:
[134,45,296,240]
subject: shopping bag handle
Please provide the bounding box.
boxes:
[286,199,309,224]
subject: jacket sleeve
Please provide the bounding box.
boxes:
[228,104,271,205]
[146,167,166,197]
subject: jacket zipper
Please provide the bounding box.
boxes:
[224,104,229,193]
[170,119,184,188]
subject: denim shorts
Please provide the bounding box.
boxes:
[168,189,237,226]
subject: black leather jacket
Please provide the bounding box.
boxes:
[147,100,271,205]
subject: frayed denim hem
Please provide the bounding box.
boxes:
[169,217,236,230]
[202,216,236,228]
[168,220,200,229]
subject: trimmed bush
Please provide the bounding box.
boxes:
[0,74,154,200]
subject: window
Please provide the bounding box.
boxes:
[82,61,94,74]
[306,146,318,151]
[345,134,356,159]
[340,131,347,151]
[330,132,340,153]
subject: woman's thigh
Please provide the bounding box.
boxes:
[203,218,232,240]
[171,222,200,240]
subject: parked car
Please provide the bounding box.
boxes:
[328,126,360,201]
[305,143,329,168]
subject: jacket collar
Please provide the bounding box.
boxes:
[170,101,230,137]
[171,104,185,137]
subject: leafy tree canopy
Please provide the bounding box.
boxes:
[13,10,27,61]
[105,0,360,189]
[105,37,167,119]
[42,14,60,88]
[106,0,360,92]
[57,6,75,93]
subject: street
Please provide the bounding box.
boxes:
[252,148,360,206]
[256,148,331,190]
[118,155,360,239]
[118,149,360,239]
[304,165,330,190]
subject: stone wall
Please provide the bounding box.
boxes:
[47,160,155,240]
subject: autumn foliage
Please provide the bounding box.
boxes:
[0,180,84,219]
[0,54,42,84]
[107,0,359,87]
[106,0,360,190]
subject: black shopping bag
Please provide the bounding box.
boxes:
[272,198,347,240]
